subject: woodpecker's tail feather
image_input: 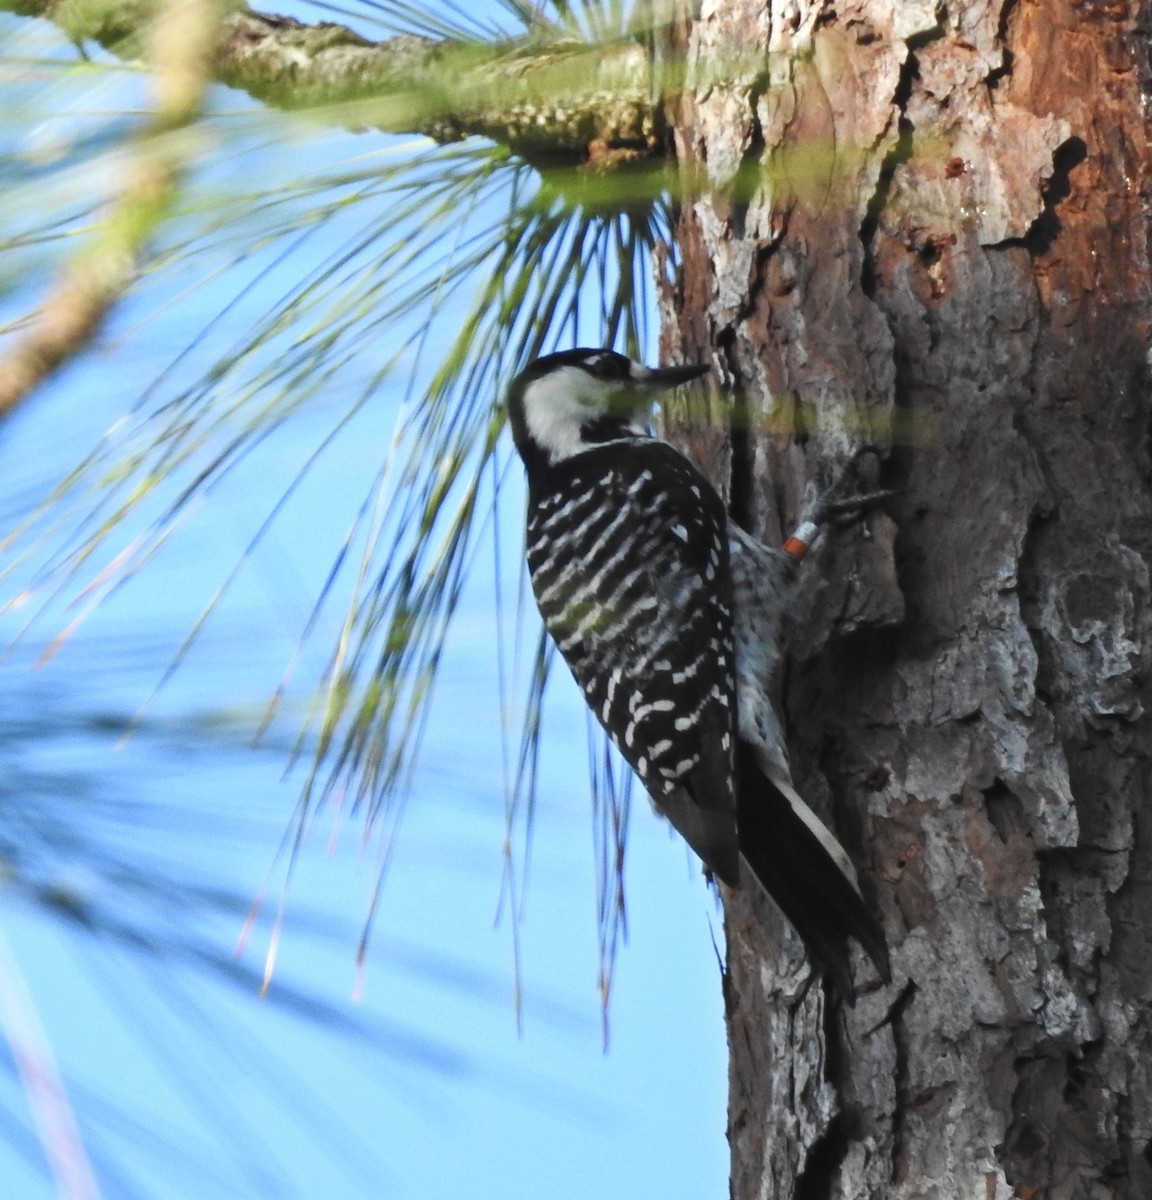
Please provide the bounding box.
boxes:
[735,743,891,1006]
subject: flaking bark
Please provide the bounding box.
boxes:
[8,0,1152,1192]
[663,0,1152,1196]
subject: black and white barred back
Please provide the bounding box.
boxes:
[525,440,743,881]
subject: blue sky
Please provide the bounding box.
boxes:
[0,4,731,1197]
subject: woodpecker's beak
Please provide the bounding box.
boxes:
[632,362,711,390]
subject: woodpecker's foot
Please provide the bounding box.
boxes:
[783,449,893,559]
[815,486,896,529]
[808,447,894,529]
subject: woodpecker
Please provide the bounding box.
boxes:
[506,347,890,1003]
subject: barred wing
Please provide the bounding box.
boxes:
[525,441,740,881]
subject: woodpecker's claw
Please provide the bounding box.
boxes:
[799,446,894,531]
[815,487,896,529]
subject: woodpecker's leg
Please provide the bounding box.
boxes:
[783,448,894,559]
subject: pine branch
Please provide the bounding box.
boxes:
[3,0,666,166]
[0,0,228,418]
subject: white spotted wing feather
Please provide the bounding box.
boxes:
[525,441,741,882]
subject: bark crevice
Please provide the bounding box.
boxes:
[989,135,1089,256]
[794,1111,852,1200]
[859,50,917,298]
[883,980,919,1186]
[676,0,1152,1195]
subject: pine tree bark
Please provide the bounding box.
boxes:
[664,0,1152,1196]
[8,0,1152,1190]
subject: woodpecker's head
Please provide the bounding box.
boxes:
[506,348,709,472]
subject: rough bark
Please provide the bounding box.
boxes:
[664,0,1152,1197]
[5,0,664,166]
[9,0,1152,1191]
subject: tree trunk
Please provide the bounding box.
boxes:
[9,0,1152,1190]
[665,0,1152,1196]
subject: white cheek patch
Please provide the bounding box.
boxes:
[522,367,609,461]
